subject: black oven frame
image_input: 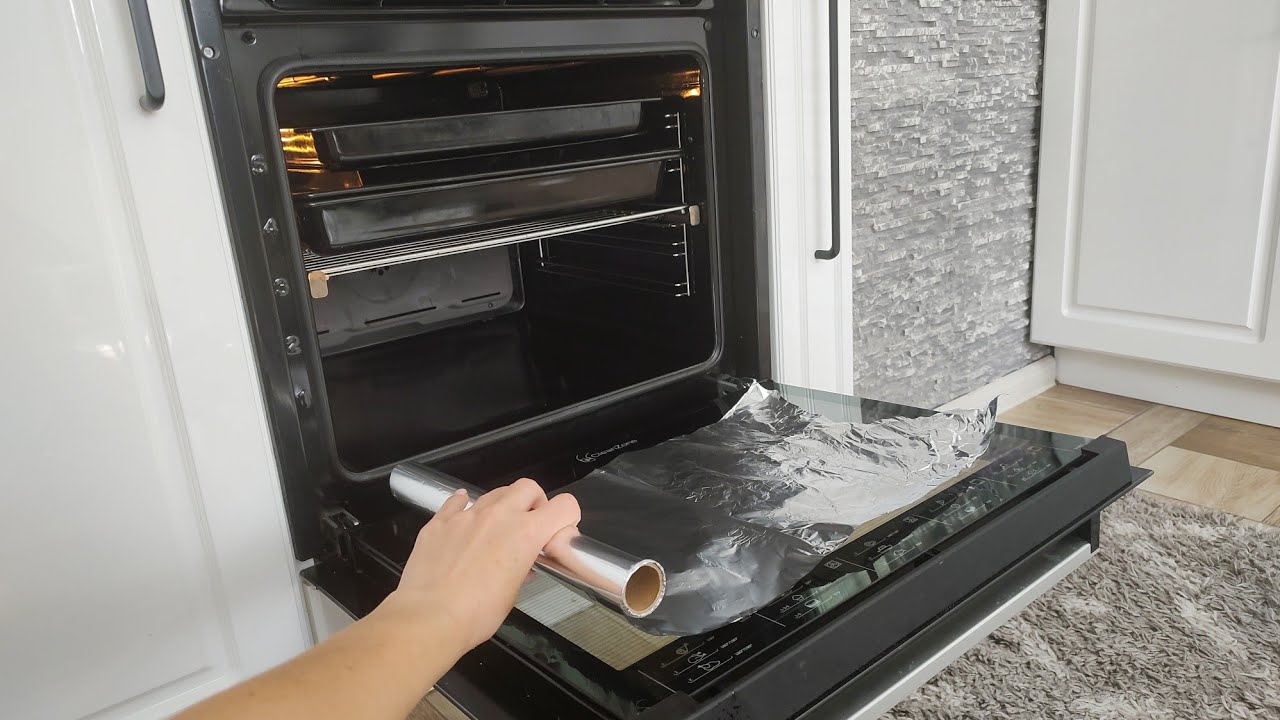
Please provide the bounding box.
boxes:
[181,0,772,559]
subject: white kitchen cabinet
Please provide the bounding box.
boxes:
[0,1,309,717]
[1032,0,1280,426]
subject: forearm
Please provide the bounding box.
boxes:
[177,590,466,720]
[175,479,576,719]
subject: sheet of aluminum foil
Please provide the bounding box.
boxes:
[563,382,998,635]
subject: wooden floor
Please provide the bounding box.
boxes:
[1000,384,1280,526]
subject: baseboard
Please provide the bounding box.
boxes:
[935,356,1057,412]
[1056,349,1280,428]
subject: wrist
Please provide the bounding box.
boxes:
[376,589,475,659]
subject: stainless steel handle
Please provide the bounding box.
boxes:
[389,463,666,619]
[816,0,843,261]
[126,0,165,111]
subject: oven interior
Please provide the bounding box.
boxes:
[271,55,717,474]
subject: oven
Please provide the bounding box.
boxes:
[183,1,1139,718]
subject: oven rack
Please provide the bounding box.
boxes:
[303,203,694,298]
[535,260,691,297]
[535,223,693,297]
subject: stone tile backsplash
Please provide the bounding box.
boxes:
[847,0,1051,408]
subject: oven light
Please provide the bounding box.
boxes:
[276,74,337,88]
[370,71,419,81]
[431,66,488,76]
[681,87,702,99]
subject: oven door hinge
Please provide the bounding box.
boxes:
[321,507,362,563]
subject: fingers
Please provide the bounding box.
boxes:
[475,477,547,513]
[507,477,549,510]
[542,524,581,556]
[530,493,581,547]
[467,480,580,548]
[414,489,469,548]
[436,488,470,518]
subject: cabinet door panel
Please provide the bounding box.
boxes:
[1033,0,1280,381]
[0,1,307,717]
[2,3,231,716]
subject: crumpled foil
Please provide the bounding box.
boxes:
[565,382,998,635]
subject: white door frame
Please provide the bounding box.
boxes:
[761,0,856,395]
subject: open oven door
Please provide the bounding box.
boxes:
[304,376,1140,720]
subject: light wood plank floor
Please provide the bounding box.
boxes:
[999,384,1280,527]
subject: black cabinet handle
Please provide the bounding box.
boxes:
[126,0,165,111]
[816,0,842,261]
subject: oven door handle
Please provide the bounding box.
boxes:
[816,0,842,261]
[125,0,165,111]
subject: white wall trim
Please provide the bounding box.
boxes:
[1057,349,1280,428]
[935,356,1057,412]
[761,0,855,394]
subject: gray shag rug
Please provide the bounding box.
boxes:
[887,492,1280,720]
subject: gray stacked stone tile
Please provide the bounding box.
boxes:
[847,0,1050,407]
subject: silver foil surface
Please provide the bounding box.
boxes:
[565,382,997,635]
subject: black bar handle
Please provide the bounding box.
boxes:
[816,0,842,260]
[126,0,165,111]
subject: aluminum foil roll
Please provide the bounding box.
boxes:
[390,463,666,618]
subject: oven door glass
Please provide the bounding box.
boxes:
[314,377,1130,719]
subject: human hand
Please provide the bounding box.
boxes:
[383,478,581,654]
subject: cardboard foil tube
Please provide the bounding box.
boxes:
[389,463,666,619]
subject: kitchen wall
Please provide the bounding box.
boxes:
[846,0,1050,408]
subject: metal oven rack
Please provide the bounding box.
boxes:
[535,220,694,297]
[302,203,694,298]
[301,108,699,299]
